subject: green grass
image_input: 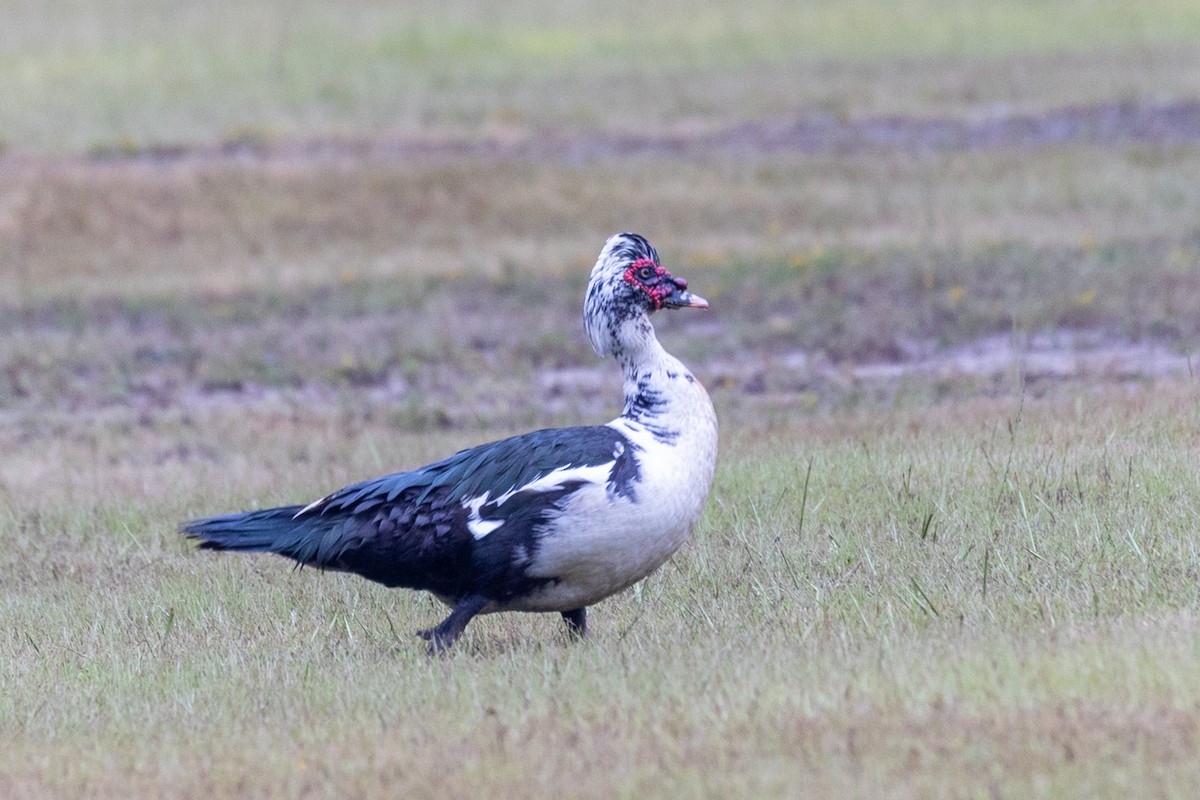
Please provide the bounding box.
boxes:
[2,0,1200,150]
[6,383,1200,797]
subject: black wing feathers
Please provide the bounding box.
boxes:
[299,425,634,518]
[180,425,640,597]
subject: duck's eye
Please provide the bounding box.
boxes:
[639,266,654,280]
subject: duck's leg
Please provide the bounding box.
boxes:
[417,594,488,654]
[561,607,588,640]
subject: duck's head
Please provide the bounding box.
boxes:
[584,233,708,358]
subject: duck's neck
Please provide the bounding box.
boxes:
[610,317,706,444]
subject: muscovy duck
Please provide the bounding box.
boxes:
[180,233,718,652]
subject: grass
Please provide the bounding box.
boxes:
[6,145,1200,302]
[4,230,1200,432]
[2,0,1200,151]
[6,381,1200,797]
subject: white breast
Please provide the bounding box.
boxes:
[508,366,718,613]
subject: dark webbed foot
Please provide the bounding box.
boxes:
[417,595,488,655]
[561,607,588,640]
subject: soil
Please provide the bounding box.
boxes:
[1,275,1194,432]
[78,99,1200,165]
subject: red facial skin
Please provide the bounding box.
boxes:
[623,258,689,310]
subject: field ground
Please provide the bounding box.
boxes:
[5,1,1200,798]
[8,377,1200,798]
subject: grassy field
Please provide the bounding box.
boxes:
[3,0,1200,151]
[7,383,1200,797]
[4,1,1200,797]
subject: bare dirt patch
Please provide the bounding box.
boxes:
[77,99,1200,165]
[3,254,1197,436]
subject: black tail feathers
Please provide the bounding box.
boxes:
[179,505,331,565]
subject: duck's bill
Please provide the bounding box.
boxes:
[662,289,709,309]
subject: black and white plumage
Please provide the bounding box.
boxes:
[180,233,719,652]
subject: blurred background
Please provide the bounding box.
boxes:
[3,0,1199,427]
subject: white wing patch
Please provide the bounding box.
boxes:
[463,496,505,539]
[461,461,614,540]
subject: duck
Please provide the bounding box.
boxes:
[180,233,719,653]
